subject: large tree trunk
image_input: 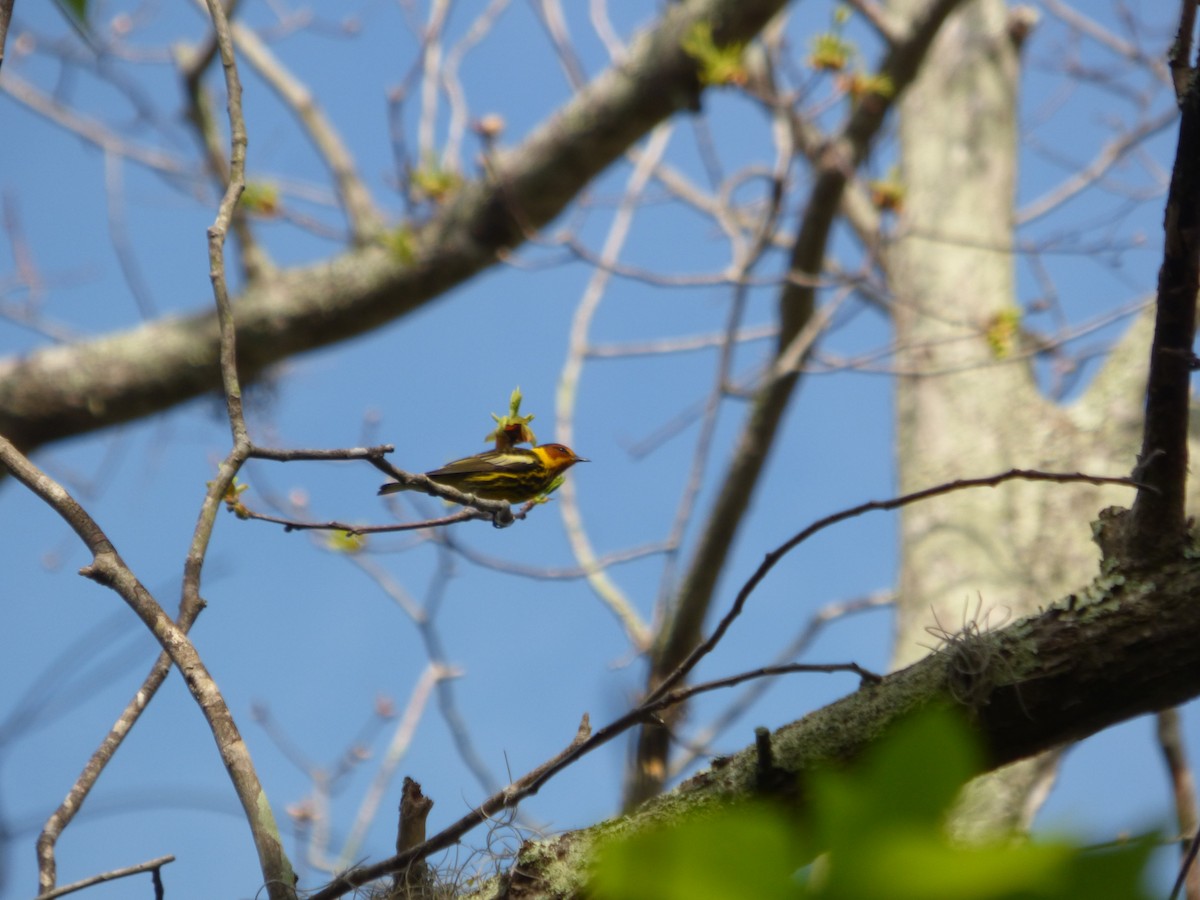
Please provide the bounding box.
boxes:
[889,0,1146,837]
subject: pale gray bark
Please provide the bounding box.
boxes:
[889,0,1151,837]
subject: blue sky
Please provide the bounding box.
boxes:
[0,2,1189,897]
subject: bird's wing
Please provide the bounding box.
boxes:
[426,450,539,477]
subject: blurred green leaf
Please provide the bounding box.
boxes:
[591,708,1155,900]
[811,704,980,848]
[53,0,89,28]
[680,21,747,86]
[591,804,804,900]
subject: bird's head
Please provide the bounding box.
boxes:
[536,443,589,471]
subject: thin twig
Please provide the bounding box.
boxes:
[645,469,1142,709]
[670,590,894,775]
[587,323,777,359]
[441,0,511,171]
[439,532,669,580]
[533,0,588,89]
[1,73,190,176]
[554,125,676,651]
[1016,107,1178,226]
[589,0,626,60]
[250,444,395,462]
[33,854,176,900]
[192,1,297,895]
[656,661,881,707]
[654,105,793,615]
[1042,0,1166,76]
[541,233,829,288]
[417,0,452,167]
[421,545,508,796]
[1173,832,1200,900]
[338,664,456,869]
[339,553,426,622]
[1160,708,1200,900]
[239,505,488,534]
[228,19,383,243]
[103,150,158,317]
[177,0,270,282]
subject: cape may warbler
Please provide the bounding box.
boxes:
[379,443,588,503]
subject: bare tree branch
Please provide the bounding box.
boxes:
[555,123,673,652]
[0,433,295,898]
[1158,708,1200,900]
[627,0,973,809]
[227,18,383,243]
[1168,0,1197,99]
[0,0,791,455]
[33,854,175,900]
[1124,55,1200,563]
[2,72,192,176]
[0,0,13,72]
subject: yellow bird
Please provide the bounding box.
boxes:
[379,443,588,503]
